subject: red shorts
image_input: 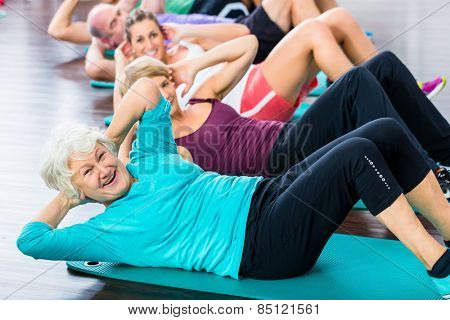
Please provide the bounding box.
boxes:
[240,63,318,121]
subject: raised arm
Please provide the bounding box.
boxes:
[140,0,165,13]
[117,0,146,13]
[29,192,81,229]
[48,0,92,44]
[113,42,134,111]
[170,35,258,100]
[17,191,117,262]
[106,77,161,148]
[163,22,250,51]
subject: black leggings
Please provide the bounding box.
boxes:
[239,119,431,280]
[267,51,450,176]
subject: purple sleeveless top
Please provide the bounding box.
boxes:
[175,99,285,176]
[156,13,234,25]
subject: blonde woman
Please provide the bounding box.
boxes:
[116,36,450,196]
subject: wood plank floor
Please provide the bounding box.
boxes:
[1,0,449,300]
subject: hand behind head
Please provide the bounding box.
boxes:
[168,60,195,97]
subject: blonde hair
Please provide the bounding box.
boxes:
[119,56,170,96]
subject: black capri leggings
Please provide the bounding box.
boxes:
[267,51,450,176]
[239,119,431,280]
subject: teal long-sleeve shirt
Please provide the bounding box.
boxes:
[17,96,262,279]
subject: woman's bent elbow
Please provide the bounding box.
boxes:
[16,237,41,259]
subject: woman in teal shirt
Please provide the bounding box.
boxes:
[17,77,450,280]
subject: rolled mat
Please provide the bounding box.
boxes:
[67,233,447,299]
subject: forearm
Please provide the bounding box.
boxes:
[117,0,142,13]
[85,58,116,81]
[48,0,91,43]
[48,0,79,32]
[118,123,138,164]
[32,193,73,229]
[190,35,257,99]
[85,41,116,81]
[140,0,165,13]
[181,23,249,44]
[190,35,256,73]
[106,78,160,147]
[113,62,126,112]
[113,78,122,112]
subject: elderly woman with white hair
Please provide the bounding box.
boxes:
[17,77,450,280]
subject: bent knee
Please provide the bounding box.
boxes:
[321,7,358,29]
[373,51,400,65]
[370,118,407,139]
[293,19,334,46]
[343,137,378,152]
[331,137,380,168]
[345,66,375,83]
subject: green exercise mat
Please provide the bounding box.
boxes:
[90,80,114,89]
[66,233,446,299]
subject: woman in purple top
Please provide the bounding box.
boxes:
[116,35,450,196]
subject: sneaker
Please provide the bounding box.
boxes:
[418,76,447,100]
[435,167,450,199]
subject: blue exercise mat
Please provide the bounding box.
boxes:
[90,80,114,89]
[104,115,113,126]
[66,233,446,299]
[84,47,115,58]
[292,102,311,120]
[308,71,328,97]
[365,31,374,40]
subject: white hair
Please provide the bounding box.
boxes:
[40,122,117,199]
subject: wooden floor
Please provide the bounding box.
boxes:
[1,0,449,300]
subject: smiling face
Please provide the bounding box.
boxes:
[69,144,133,204]
[128,19,167,62]
[151,75,180,112]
